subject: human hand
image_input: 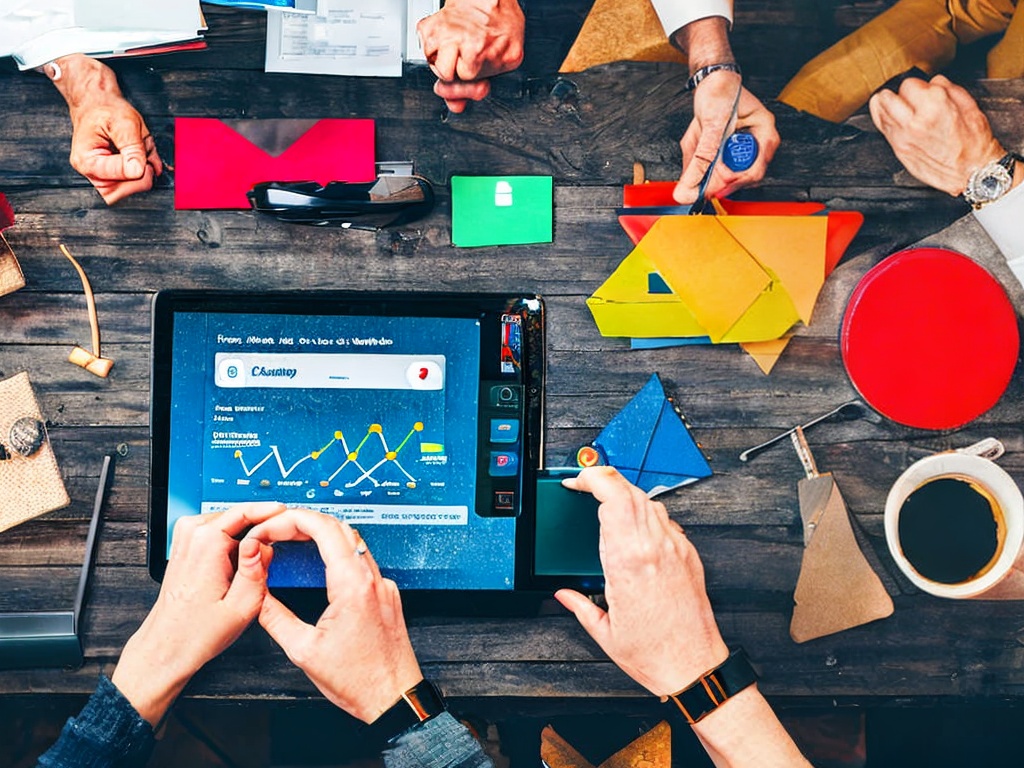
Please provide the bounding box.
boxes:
[247,509,423,723]
[675,75,779,204]
[869,75,1005,197]
[49,55,163,204]
[111,502,284,725]
[555,467,728,696]
[417,0,525,113]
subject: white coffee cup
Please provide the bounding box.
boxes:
[884,439,1024,599]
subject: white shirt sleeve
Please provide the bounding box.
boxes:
[649,0,734,38]
[972,182,1024,289]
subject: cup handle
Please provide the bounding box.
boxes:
[956,438,1004,461]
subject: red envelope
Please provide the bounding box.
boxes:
[174,118,376,210]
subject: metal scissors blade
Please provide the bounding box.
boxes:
[688,80,742,216]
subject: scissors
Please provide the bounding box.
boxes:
[687,80,742,216]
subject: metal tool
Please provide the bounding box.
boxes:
[738,400,865,462]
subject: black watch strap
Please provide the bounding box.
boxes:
[665,648,758,724]
[366,679,447,745]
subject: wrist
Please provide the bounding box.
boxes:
[110,630,192,726]
[673,17,734,74]
[47,54,123,113]
[353,664,425,723]
[364,678,447,746]
[662,646,754,725]
[658,635,729,695]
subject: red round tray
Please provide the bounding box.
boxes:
[841,247,1019,430]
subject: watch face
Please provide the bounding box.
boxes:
[967,163,1012,205]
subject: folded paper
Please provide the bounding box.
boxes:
[174,118,376,210]
[559,0,684,72]
[580,373,711,498]
[0,373,70,534]
[589,181,863,373]
[450,176,553,247]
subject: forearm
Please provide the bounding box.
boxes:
[691,685,810,768]
[671,16,735,73]
[110,624,193,727]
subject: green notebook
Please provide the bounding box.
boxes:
[451,175,553,247]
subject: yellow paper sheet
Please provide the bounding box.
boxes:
[719,216,828,323]
[641,217,772,341]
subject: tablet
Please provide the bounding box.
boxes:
[149,291,567,606]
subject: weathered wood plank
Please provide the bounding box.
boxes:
[4,0,1024,707]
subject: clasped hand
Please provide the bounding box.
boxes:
[113,501,421,727]
[417,0,525,112]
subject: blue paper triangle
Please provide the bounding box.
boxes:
[592,374,711,497]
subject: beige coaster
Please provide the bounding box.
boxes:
[559,0,685,73]
[0,373,70,533]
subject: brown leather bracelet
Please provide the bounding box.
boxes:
[665,648,758,724]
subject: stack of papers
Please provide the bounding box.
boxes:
[0,0,206,70]
[266,0,439,77]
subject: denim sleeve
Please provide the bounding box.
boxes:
[36,675,155,768]
[382,711,493,768]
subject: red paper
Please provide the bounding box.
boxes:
[617,188,863,276]
[174,118,376,210]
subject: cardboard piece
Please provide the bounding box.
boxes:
[0,193,25,298]
[450,176,553,247]
[558,0,684,73]
[590,182,863,373]
[174,118,376,210]
[582,373,711,498]
[541,721,671,768]
[790,433,894,643]
[0,373,70,534]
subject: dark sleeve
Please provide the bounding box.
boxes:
[36,675,156,768]
[382,711,493,768]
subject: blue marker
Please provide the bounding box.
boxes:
[722,133,759,172]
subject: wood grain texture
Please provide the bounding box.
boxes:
[2,0,1024,709]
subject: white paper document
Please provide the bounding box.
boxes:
[0,0,204,69]
[265,0,439,77]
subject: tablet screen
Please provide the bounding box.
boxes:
[150,292,544,594]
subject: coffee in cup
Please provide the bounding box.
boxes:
[896,475,1003,585]
[884,439,1024,599]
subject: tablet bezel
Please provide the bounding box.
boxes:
[149,290,551,610]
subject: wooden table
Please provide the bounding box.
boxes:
[3,1,1024,712]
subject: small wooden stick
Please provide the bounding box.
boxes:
[60,243,113,378]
